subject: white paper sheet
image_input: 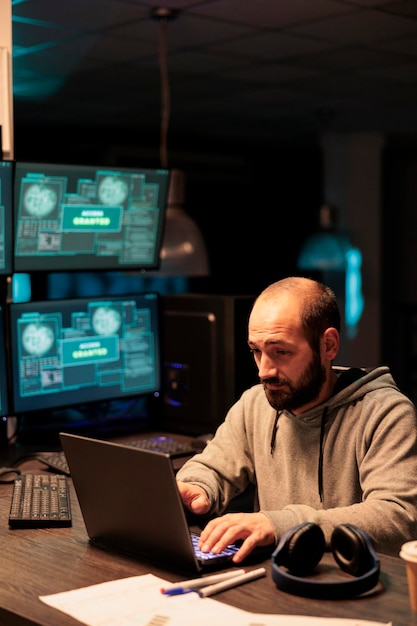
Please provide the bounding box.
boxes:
[39,573,392,626]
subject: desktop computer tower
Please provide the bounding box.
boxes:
[157,294,258,435]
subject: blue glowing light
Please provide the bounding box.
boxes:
[345,248,364,338]
[297,233,364,337]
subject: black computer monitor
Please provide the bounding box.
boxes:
[13,162,169,272]
[0,161,13,275]
[8,293,161,418]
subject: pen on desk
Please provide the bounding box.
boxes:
[197,567,267,598]
[161,568,247,595]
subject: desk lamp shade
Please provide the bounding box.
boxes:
[297,232,350,271]
[157,168,209,276]
[151,10,209,277]
[298,205,351,271]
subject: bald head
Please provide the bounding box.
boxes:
[251,277,340,352]
[257,276,329,304]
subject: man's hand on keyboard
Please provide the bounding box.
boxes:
[177,480,210,515]
[197,511,276,563]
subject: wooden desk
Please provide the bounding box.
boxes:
[0,458,416,626]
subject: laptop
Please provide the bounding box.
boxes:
[60,432,258,575]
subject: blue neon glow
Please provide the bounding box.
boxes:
[345,248,364,338]
[297,233,364,337]
[12,273,31,303]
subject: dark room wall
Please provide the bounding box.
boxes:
[382,137,417,402]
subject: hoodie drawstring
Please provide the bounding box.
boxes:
[270,405,328,504]
[270,411,279,454]
[318,406,328,503]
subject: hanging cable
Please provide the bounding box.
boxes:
[152,7,178,169]
[149,8,209,277]
[158,16,169,168]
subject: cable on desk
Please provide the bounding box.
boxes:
[0,467,21,483]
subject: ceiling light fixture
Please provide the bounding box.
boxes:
[150,7,209,277]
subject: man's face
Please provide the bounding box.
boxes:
[248,293,328,414]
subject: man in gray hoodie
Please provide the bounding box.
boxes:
[176,276,417,562]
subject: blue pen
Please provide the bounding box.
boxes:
[161,587,196,596]
[161,568,247,595]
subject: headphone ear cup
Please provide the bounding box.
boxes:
[331,523,374,577]
[279,522,326,576]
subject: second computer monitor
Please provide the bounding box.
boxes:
[13,162,169,272]
[9,293,161,415]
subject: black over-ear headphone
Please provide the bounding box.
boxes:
[271,522,380,599]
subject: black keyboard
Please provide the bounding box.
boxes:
[9,473,72,528]
[128,436,203,457]
[37,451,71,475]
[37,435,205,476]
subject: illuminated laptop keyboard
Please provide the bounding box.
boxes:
[9,473,72,528]
[37,436,204,476]
[190,531,240,563]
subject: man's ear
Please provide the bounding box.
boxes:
[323,327,339,360]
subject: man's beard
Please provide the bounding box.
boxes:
[262,352,326,412]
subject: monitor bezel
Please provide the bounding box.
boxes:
[0,160,14,276]
[0,305,9,417]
